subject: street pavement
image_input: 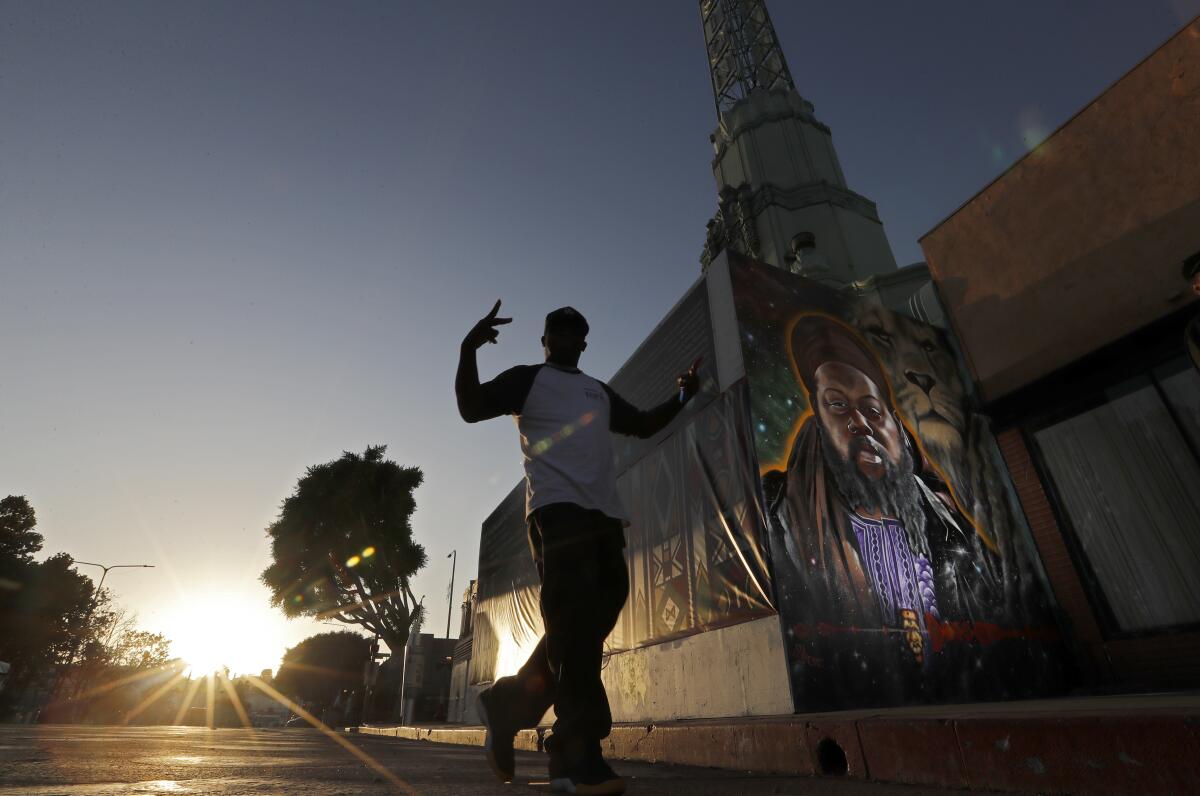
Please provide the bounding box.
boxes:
[0,725,980,795]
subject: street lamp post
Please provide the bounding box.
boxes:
[57,561,154,714]
[445,550,456,639]
[65,561,156,668]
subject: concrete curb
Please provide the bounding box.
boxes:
[360,724,541,753]
[360,708,1200,794]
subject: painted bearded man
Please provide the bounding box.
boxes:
[766,315,1007,708]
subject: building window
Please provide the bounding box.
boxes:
[1032,357,1200,634]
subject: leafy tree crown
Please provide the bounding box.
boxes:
[261,445,426,654]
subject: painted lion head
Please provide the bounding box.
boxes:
[848,303,968,467]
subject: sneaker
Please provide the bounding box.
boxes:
[545,732,568,780]
[476,689,516,783]
[543,733,599,780]
[549,756,625,795]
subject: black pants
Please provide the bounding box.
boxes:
[489,502,629,760]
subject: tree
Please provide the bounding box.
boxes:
[0,496,43,669]
[110,628,172,669]
[0,495,42,563]
[0,551,101,719]
[261,445,426,655]
[0,495,175,722]
[274,631,371,711]
[0,554,99,675]
[81,608,172,670]
[75,612,179,725]
[1,497,96,668]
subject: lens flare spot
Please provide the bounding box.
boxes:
[530,412,598,457]
[1017,105,1049,152]
[346,555,361,568]
[362,546,376,558]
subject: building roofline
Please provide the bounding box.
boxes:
[919,13,1200,243]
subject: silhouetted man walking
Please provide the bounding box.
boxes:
[456,301,699,795]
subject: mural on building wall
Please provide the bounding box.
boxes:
[729,255,1070,710]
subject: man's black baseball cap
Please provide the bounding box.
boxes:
[545,306,589,337]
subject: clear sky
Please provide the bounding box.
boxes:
[3,0,1196,674]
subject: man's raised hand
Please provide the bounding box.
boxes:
[678,356,703,402]
[464,300,513,350]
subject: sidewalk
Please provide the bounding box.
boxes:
[360,692,1200,794]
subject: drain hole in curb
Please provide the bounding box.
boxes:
[817,738,848,776]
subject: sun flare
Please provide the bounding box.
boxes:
[159,589,288,677]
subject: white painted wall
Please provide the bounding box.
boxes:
[601,615,793,722]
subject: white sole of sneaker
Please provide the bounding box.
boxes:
[549,776,625,795]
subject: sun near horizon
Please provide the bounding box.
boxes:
[157,588,300,677]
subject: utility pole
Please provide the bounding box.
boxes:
[361,635,380,726]
[445,550,456,639]
[398,595,424,724]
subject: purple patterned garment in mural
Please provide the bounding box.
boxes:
[848,514,940,630]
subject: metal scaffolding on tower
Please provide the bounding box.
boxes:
[700,0,795,117]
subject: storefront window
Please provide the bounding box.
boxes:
[1033,359,1200,633]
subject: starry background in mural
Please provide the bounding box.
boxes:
[727,255,857,471]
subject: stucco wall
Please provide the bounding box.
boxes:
[601,615,794,722]
[920,19,1200,402]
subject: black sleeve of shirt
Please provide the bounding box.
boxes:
[602,382,685,439]
[475,364,542,420]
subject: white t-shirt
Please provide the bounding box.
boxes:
[476,362,674,523]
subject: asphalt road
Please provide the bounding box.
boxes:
[0,725,973,795]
